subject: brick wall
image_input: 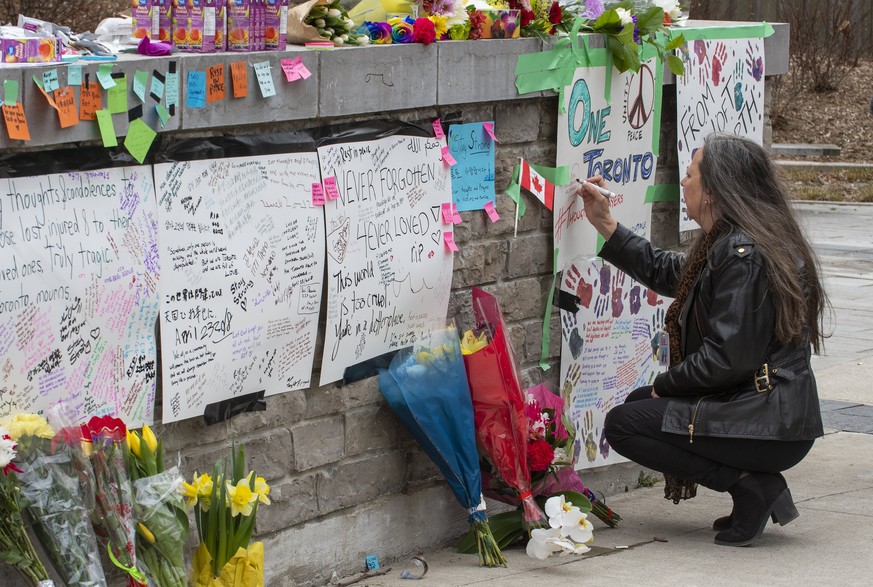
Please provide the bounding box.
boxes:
[0,33,783,586]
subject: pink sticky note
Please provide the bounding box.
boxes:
[281,59,302,82]
[443,232,459,252]
[441,202,453,224]
[484,201,500,222]
[324,176,340,200]
[483,122,498,142]
[432,118,445,139]
[451,203,462,224]
[296,61,312,80]
[441,146,456,166]
[312,183,325,205]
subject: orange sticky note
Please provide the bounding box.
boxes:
[3,103,31,141]
[230,61,247,98]
[54,87,79,128]
[80,82,101,121]
[207,64,226,103]
[34,78,57,109]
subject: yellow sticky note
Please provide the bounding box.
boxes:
[124,118,157,164]
[95,109,117,147]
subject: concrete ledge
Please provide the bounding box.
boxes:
[776,160,873,172]
[0,21,790,152]
[772,143,842,157]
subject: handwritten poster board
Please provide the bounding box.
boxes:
[317,134,454,385]
[676,37,765,232]
[0,167,159,426]
[558,256,670,469]
[153,154,325,423]
[447,121,496,211]
[555,56,662,267]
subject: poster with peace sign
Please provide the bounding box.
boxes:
[555,55,663,268]
[676,37,766,232]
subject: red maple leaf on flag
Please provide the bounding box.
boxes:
[532,176,542,194]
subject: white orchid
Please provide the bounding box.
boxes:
[615,7,634,26]
[526,527,566,560]
[560,509,595,544]
[545,494,580,529]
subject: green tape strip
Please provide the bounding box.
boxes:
[645,183,680,203]
[515,31,610,97]
[540,247,559,371]
[649,38,664,158]
[596,233,606,256]
[603,49,613,105]
[505,163,526,218]
[529,162,570,186]
[670,22,775,42]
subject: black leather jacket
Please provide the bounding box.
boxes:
[599,223,824,441]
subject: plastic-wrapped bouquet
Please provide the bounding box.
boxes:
[461,288,548,532]
[0,424,54,587]
[5,409,106,587]
[379,326,506,567]
[125,426,188,587]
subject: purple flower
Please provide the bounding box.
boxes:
[632,14,640,44]
[583,0,605,20]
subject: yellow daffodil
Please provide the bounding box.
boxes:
[183,472,214,510]
[3,413,54,440]
[141,425,158,453]
[253,475,271,506]
[127,430,141,457]
[226,479,257,517]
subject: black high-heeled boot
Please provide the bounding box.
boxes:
[712,473,795,532]
[714,473,799,547]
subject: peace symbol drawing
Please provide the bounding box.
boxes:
[626,64,655,130]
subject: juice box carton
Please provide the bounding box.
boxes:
[215,3,226,51]
[1,36,62,63]
[264,0,287,50]
[132,0,152,40]
[226,0,254,52]
[174,0,218,53]
[152,0,173,43]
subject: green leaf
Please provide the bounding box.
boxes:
[558,491,593,514]
[593,9,622,34]
[607,34,641,73]
[458,510,523,554]
[668,54,686,76]
[636,6,665,35]
[665,33,686,51]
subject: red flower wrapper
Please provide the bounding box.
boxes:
[463,288,546,530]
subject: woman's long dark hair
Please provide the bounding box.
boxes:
[696,134,830,353]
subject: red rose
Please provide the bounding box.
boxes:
[549,2,563,25]
[664,12,671,25]
[413,18,436,45]
[520,10,535,27]
[528,439,555,472]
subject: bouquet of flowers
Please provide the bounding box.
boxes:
[0,424,53,587]
[186,443,269,586]
[82,416,146,586]
[461,288,547,532]
[291,0,369,45]
[126,426,188,587]
[481,384,622,527]
[379,326,506,567]
[5,410,106,587]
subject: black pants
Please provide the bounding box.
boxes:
[604,386,814,492]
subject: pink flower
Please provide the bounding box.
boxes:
[413,18,436,44]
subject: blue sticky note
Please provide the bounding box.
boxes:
[165,72,178,107]
[187,71,206,109]
[42,69,60,93]
[252,61,276,98]
[97,64,116,89]
[150,72,165,102]
[67,64,82,86]
[448,121,496,211]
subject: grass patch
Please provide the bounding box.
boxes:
[781,165,873,203]
[635,471,661,488]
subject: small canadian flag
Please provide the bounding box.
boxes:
[519,158,554,211]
